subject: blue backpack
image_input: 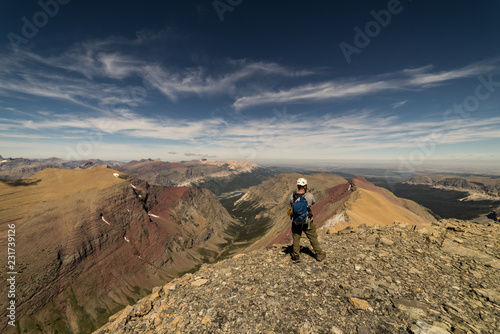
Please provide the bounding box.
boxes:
[292,195,309,223]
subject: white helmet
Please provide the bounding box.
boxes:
[297,178,307,186]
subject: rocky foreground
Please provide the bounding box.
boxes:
[94,219,499,334]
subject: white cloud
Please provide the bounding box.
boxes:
[140,60,312,102]
[2,109,499,160]
[0,36,499,162]
[184,152,216,157]
[392,100,408,109]
[233,60,500,110]
[0,45,313,110]
[407,61,499,86]
[2,39,499,114]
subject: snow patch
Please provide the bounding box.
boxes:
[234,192,251,206]
[101,216,110,225]
[124,237,130,243]
[320,213,345,231]
[130,184,137,189]
[148,213,160,218]
[113,173,120,177]
[0,160,7,164]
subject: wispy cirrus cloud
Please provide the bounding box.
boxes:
[0,43,312,111]
[392,100,408,109]
[2,111,227,142]
[406,61,499,86]
[184,152,216,157]
[141,60,310,102]
[2,36,499,115]
[2,109,499,157]
[0,71,140,114]
[233,59,500,110]
[225,113,500,149]
[1,34,499,163]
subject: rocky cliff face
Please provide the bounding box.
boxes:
[435,178,482,190]
[0,168,234,333]
[406,176,500,201]
[94,218,500,334]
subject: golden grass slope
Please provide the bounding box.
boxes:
[0,168,126,237]
[0,168,132,331]
[343,188,431,229]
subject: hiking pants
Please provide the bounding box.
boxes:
[291,221,323,258]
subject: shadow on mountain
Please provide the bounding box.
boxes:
[487,211,498,222]
[0,178,41,187]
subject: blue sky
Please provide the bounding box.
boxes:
[1,0,499,168]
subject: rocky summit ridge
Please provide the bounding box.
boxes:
[95,218,499,334]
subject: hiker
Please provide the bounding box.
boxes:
[288,178,326,263]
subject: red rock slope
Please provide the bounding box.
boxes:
[0,168,233,333]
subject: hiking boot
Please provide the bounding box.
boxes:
[291,255,301,263]
[316,252,326,262]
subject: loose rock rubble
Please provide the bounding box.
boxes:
[94,219,499,334]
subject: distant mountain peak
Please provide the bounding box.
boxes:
[199,159,260,172]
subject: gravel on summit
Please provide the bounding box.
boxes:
[95,218,500,334]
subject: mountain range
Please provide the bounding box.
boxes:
[0,159,490,333]
[114,159,276,195]
[0,157,123,180]
[406,175,500,201]
[0,157,276,196]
